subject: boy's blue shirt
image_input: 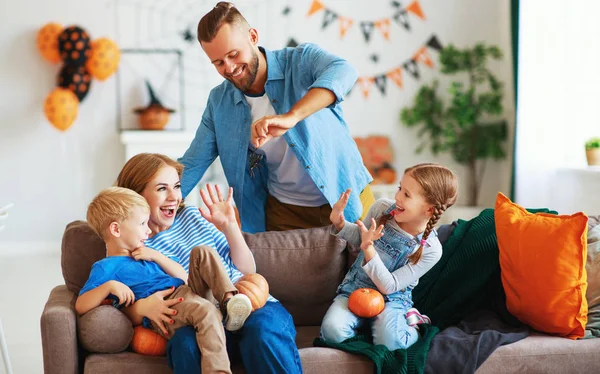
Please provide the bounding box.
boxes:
[178,43,373,233]
[79,256,184,302]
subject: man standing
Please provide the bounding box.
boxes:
[179,1,373,233]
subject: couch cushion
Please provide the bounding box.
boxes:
[78,305,134,353]
[476,333,600,373]
[495,192,588,339]
[244,226,348,326]
[62,220,106,295]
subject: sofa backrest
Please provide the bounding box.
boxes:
[243,227,348,326]
[62,220,106,295]
[61,221,349,326]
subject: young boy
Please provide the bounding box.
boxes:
[76,187,252,374]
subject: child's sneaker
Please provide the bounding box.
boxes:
[405,308,431,327]
[224,293,252,331]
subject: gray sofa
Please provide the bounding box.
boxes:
[41,221,600,374]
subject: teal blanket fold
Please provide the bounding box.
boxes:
[313,324,439,374]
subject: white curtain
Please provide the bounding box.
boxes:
[516,0,600,212]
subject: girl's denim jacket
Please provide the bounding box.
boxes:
[333,199,442,309]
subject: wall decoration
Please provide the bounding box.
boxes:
[354,34,442,98]
[58,26,92,66]
[114,0,269,132]
[307,0,426,42]
[43,87,79,132]
[86,38,121,81]
[37,22,120,131]
[115,49,184,131]
[36,23,63,64]
[57,64,92,101]
[134,80,176,131]
[353,135,396,185]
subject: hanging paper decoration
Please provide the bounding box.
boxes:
[355,34,443,99]
[286,38,299,48]
[58,25,92,65]
[43,88,79,132]
[37,22,121,131]
[339,17,354,39]
[85,37,121,81]
[58,64,92,101]
[36,23,63,64]
[307,0,426,42]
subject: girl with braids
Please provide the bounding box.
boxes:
[320,163,458,350]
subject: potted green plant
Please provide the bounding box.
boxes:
[400,43,508,206]
[586,137,600,166]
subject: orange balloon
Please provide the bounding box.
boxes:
[44,88,79,131]
[86,38,120,81]
[36,22,63,64]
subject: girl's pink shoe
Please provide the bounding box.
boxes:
[405,308,431,327]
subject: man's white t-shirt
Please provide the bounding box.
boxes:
[245,93,328,207]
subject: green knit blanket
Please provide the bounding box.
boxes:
[413,207,556,329]
[313,324,439,374]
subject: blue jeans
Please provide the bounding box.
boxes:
[320,295,419,350]
[167,301,302,373]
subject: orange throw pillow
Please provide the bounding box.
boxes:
[495,192,588,339]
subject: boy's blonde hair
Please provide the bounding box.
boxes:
[87,187,150,240]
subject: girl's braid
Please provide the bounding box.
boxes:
[408,203,448,264]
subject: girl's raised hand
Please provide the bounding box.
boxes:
[330,189,351,231]
[199,184,236,231]
[356,218,384,251]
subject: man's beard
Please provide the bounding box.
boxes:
[227,49,259,93]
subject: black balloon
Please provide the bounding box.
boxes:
[58,25,91,65]
[57,64,92,101]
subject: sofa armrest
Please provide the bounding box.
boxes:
[41,285,79,374]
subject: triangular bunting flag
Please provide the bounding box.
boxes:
[426,34,443,51]
[357,77,374,98]
[286,38,299,48]
[321,9,338,30]
[307,0,325,17]
[413,46,434,68]
[403,59,420,80]
[360,22,376,42]
[338,16,354,39]
[393,9,411,31]
[406,0,426,20]
[374,75,387,95]
[386,67,403,88]
[375,18,391,40]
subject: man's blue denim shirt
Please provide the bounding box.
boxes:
[179,43,372,233]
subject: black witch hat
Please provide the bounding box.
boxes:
[134,80,175,114]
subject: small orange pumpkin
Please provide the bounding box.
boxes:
[348,288,385,318]
[235,273,269,311]
[130,325,167,356]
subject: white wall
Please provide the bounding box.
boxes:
[0,0,514,248]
